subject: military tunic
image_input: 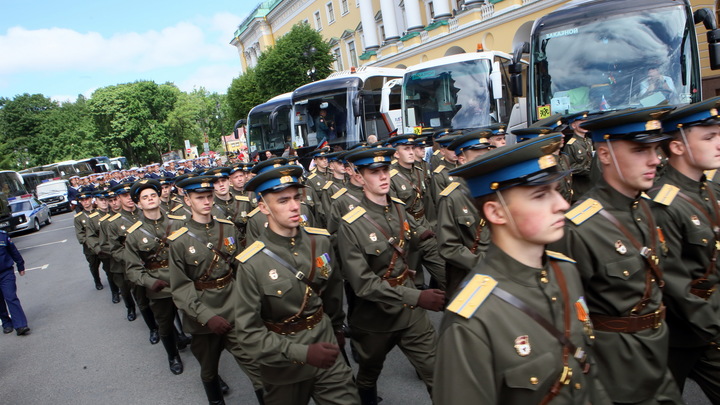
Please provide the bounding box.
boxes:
[434,245,609,404]
[245,204,316,246]
[99,210,134,309]
[564,134,593,202]
[552,179,682,404]
[319,177,346,227]
[234,227,358,404]
[85,209,118,295]
[211,195,235,222]
[307,170,329,225]
[74,209,102,286]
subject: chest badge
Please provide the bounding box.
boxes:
[514,335,531,357]
[401,184,406,191]
[369,233,377,242]
[188,246,195,254]
[615,240,627,255]
[120,225,126,230]
[449,176,454,181]
[691,215,701,226]
[142,237,148,244]
[224,237,236,254]
[348,204,354,211]
[269,269,278,280]
[462,206,469,214]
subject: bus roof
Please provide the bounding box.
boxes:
[248,92,293,115]
[292,67,404,101]
[404,51,513,74]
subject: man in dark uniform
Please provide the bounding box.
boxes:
[85,190,120,303]
[74,190,103,290]
[234,165,358,405]
[0,229,29,336]
[100,189,135,316]
[318,151,347,226]
[228,163,256,242]
[338,147,444,404]
[552,106,684,404]
[563,111,594,202]
[434,134,609,404]
[307,148,332,225]
[167,176,263,405]
[649,98,720,402]
[205,167,235,222]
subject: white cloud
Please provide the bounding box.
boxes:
[176,64,241,94]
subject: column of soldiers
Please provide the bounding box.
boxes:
[70,97,720,405]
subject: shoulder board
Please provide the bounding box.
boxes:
[390,197,406,206]
[108,213,122,222]
[170,205,183,212]
[433,150,440,156]
[167,227,188,241]
[308,172,317,180]
[331,188,347,200]
[322,180,333,190]
[216,218,233,225]
[565,198,602,225]
[236,241,265,263]
[705,169,717,181]
[567,138,576,145]
[433,165,446,174]
[342,206,366,224]
[126,221,143,234]
[74,212,83,218]
[640,192,651,200]
[248,207,261,218]
[439,182,461,197]
[390,169,398,177]
[99,214,111,222]
[447,274,498,319]
[652,184,679,206]
[88,212,99,218]
[167,214,186,221]
[234,195,250,202]
[304,226,330,236]
[546,250,576,263]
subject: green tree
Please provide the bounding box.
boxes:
[226,67,265,124]
[0,94,57,169]
[40,95,104,164]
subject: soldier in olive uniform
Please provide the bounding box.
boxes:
[435,134,609,404]
[514,127,574,203]
[437,131,493,296]
[74,190,104,290]
[100,190,136,318]
[428,133,462,211]
[229,163,256,241]
[307,148,332,225]
[487,123,508,147]
[234,165,358,405]
[124,179,184,375]
[551,107,684,404]
[167,176,263,405]
[158,177,174,213]
[318,152,347,224]
[338,148,445,404]
[648,98,720,402]
[106,182,160,344]
[205,167,236,222]
[563,111,595,202]
[85,190,120,303]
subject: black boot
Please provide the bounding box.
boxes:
[218,375,230,395]
[127,306,136,322]
[174,311,191,350]
[255,389,265,405]
[160,335,183,375]
[358,386,379,405]
[202,377,226,405]
[139,307,159,344]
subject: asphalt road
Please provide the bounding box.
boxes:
[0,211,711,404]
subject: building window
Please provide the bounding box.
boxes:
[428,1,435,20]
[314,11,322,31]
[327,2,336,24]
[356,0,360,8]
[341,0,349,15]
[380,25,386,43]
[303,18,309,25]
[347,40,358,68]
[334,48,344,71]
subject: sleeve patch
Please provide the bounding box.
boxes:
[447,274,498,319]
[439,182,461,197]
[342,206,366,224]
[304,226,330,236]
[167,227,187,241]
[565,198,602,225]
[545,250,576,263]
[236,241,265,263]
[652,184,679,206]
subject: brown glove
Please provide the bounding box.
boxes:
[206,316,232,335]
[417,289,445,312]
[306,342,339,369]
[150,279,169,292]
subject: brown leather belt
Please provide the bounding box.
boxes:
[590,305,665,333]
[193,272,232,290]
[145,260,169,270]
[408,208,425,221]
[264,306,324,335]
[690,287,716,300]
[384,268,414,287]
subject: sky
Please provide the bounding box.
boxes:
[0,0,256,102]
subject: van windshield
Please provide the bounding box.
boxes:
[36,182,67,196]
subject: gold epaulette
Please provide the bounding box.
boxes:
[447,274,498,319]
[247,207,260,218]
[88,212,99,218]
[641,192,651,200]
[167,214,186,221]
[433,150,440,156]
[304,226,330,236]
[390,197,406,206]
[342,206,366,224]
[705,169,718,181]
[331,188,347,200]
[216,218,233,225]
[322,181,333,190]
[433,165,446,174]
[567,138,576,145]
[439,182,461,197]
[653,184,679,206]
[234,195,250,202]
[167,227,187,241]
[236,241,265,263]
[74,212,83,218]
[390,169,398,177]
[107,213,122,222]
[565,198,602,225]
[170,205,183,212]
[308,172,318,180]
[126,221,142,234]
[546,250,576,263]
[99,214,111,222]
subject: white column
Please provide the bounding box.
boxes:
[359,0,380,50]
[380,0,401,41]
[433,0,452,20]
[405,0,424,32]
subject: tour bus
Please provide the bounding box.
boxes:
[21,171,57,196]
[510,0,720,125]
[78,156,112,173]
[0,170,29,232]
[246,92,293,157]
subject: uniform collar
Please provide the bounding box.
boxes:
[483,243,548,287]
[264,226,303,247]
[662,164,705,195]
[362,194,392,214]
[187,218,215,231]
[594,177,643,212]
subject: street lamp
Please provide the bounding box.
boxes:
[303,45,317,82]
[307,66,317,81]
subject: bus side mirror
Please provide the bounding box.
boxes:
[233,119,246,139]
[695,8,720,70]
[510,41,529,96]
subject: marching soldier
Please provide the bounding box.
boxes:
[318,152,347,222]
[234,165,358,405]
[205,167,235,222]
[124,179,184,375]
[307,148,332,224]
[74,190,103,290]
[85,190,120,303]
[167,176,263,405]
[158,177,174,213]
[435,134,609,404]
[514,127,574,203]
[429,132,462,211]
[551,106,684,404]
[100,189,136,318]
[563,111,594,202]
[487,123,507,148]
[648,98,720,402]
[338,147,444,404]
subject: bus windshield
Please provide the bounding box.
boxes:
[532,3,697,120]
[247,103,292,153]
[293,90,353,149]
[403,59,495,132]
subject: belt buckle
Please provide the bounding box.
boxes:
[296,271,305,280]
[560,366,573,385]
[652,308,663,329]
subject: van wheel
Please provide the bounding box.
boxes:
[45,214,52,225]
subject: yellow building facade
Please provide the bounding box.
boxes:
[231,0,720,97]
